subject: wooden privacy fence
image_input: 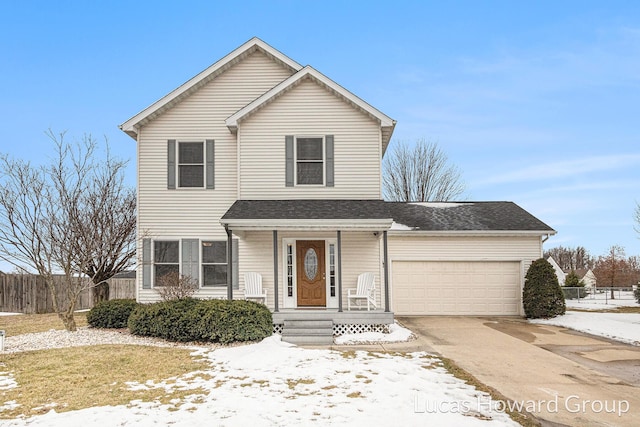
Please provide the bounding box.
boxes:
[0,274,136,314]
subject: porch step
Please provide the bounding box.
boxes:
[281,319,334,345]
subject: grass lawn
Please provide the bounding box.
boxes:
[0,312,208,419]
[1,312,88,336]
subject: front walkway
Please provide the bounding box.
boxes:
[387,317,640,427]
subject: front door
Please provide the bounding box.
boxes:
[296,240,326,306]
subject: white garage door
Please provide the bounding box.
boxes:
[392,261,521,315]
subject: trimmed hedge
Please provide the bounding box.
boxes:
[87,299,139,329]
[523,258,566,319]
[128,298,273,344]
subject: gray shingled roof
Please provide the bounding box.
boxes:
[222,200,555,232]
[388,201,554,231]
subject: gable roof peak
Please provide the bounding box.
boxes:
[119,37,302,139]
[225,64,396,148]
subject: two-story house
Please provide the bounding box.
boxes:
[120,38,555,342]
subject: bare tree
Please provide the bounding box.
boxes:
[593,245,627,299]
[635,203,640,236]
[543,246,594,270]
[0,130,136,330]
[53,134,137,304]
[382,139,466,202]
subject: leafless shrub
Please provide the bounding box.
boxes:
[155,271,197,301]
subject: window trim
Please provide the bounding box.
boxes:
[294,135,325,186]
[177,140,205,189]
[201,240,229,288]
[152,239,180,287]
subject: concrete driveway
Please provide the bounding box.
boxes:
[395,316,640,427]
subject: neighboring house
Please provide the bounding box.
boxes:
[119,38,555,338]
[547,256,597,288]
[577,269,597,288]
[548,256,566,285]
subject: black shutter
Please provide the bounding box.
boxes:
[285,135,294,187]
[142,238,151,289]
[181,239,199,282]
[206,139,215,189]
[167,140,176,189]
[325,135,334,187]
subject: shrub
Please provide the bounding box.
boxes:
[563,271,585,288]
[128,297,200,339]
[635,286,640,305]
[87,299,139,329]
[155,271,197,301]
[562,271,587,299]
[523,258,566,318]
[128,298,272,344]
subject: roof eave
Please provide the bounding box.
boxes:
[220,218,394,231]
[388,230,557,237]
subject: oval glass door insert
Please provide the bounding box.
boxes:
[304,248,318,280]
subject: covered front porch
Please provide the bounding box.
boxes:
[220,200,396,343]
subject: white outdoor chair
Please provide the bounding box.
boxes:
[347,272,377,311]
[244,272,267,303]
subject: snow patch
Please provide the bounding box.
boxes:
[335,322,415,344]
[410,202,468,209]
[531,312,640,345]
[390,221,413,230]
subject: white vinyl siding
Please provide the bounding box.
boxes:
[387,235,542,262]
[238,79,382,199]
[136,51,294,301]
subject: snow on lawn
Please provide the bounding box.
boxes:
[565,290,638,311]
[335,322,415,344]
[531,312,640,345]
[3,336,519,427]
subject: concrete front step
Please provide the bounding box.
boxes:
[284,319,333,329]
[281,319,334,345]
[282,334,334,345]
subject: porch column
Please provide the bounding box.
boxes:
[226,226,233,300]
[383,230,390,312]
[273,230,279,312]
[337,230,343,312]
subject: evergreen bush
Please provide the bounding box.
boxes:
[523,258,566,318]
[128,298,272,344]
[562,271,587,299]
[87,299,139,329]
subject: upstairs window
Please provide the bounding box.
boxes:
[167,139,214,190]
[296,137,324,185]
[178,142,204,187]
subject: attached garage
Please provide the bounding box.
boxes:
[392,260,521,315]
[385,202,555,316]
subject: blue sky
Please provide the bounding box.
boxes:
[1,0,639,261]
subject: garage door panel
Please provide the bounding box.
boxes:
[392,261,521,315]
